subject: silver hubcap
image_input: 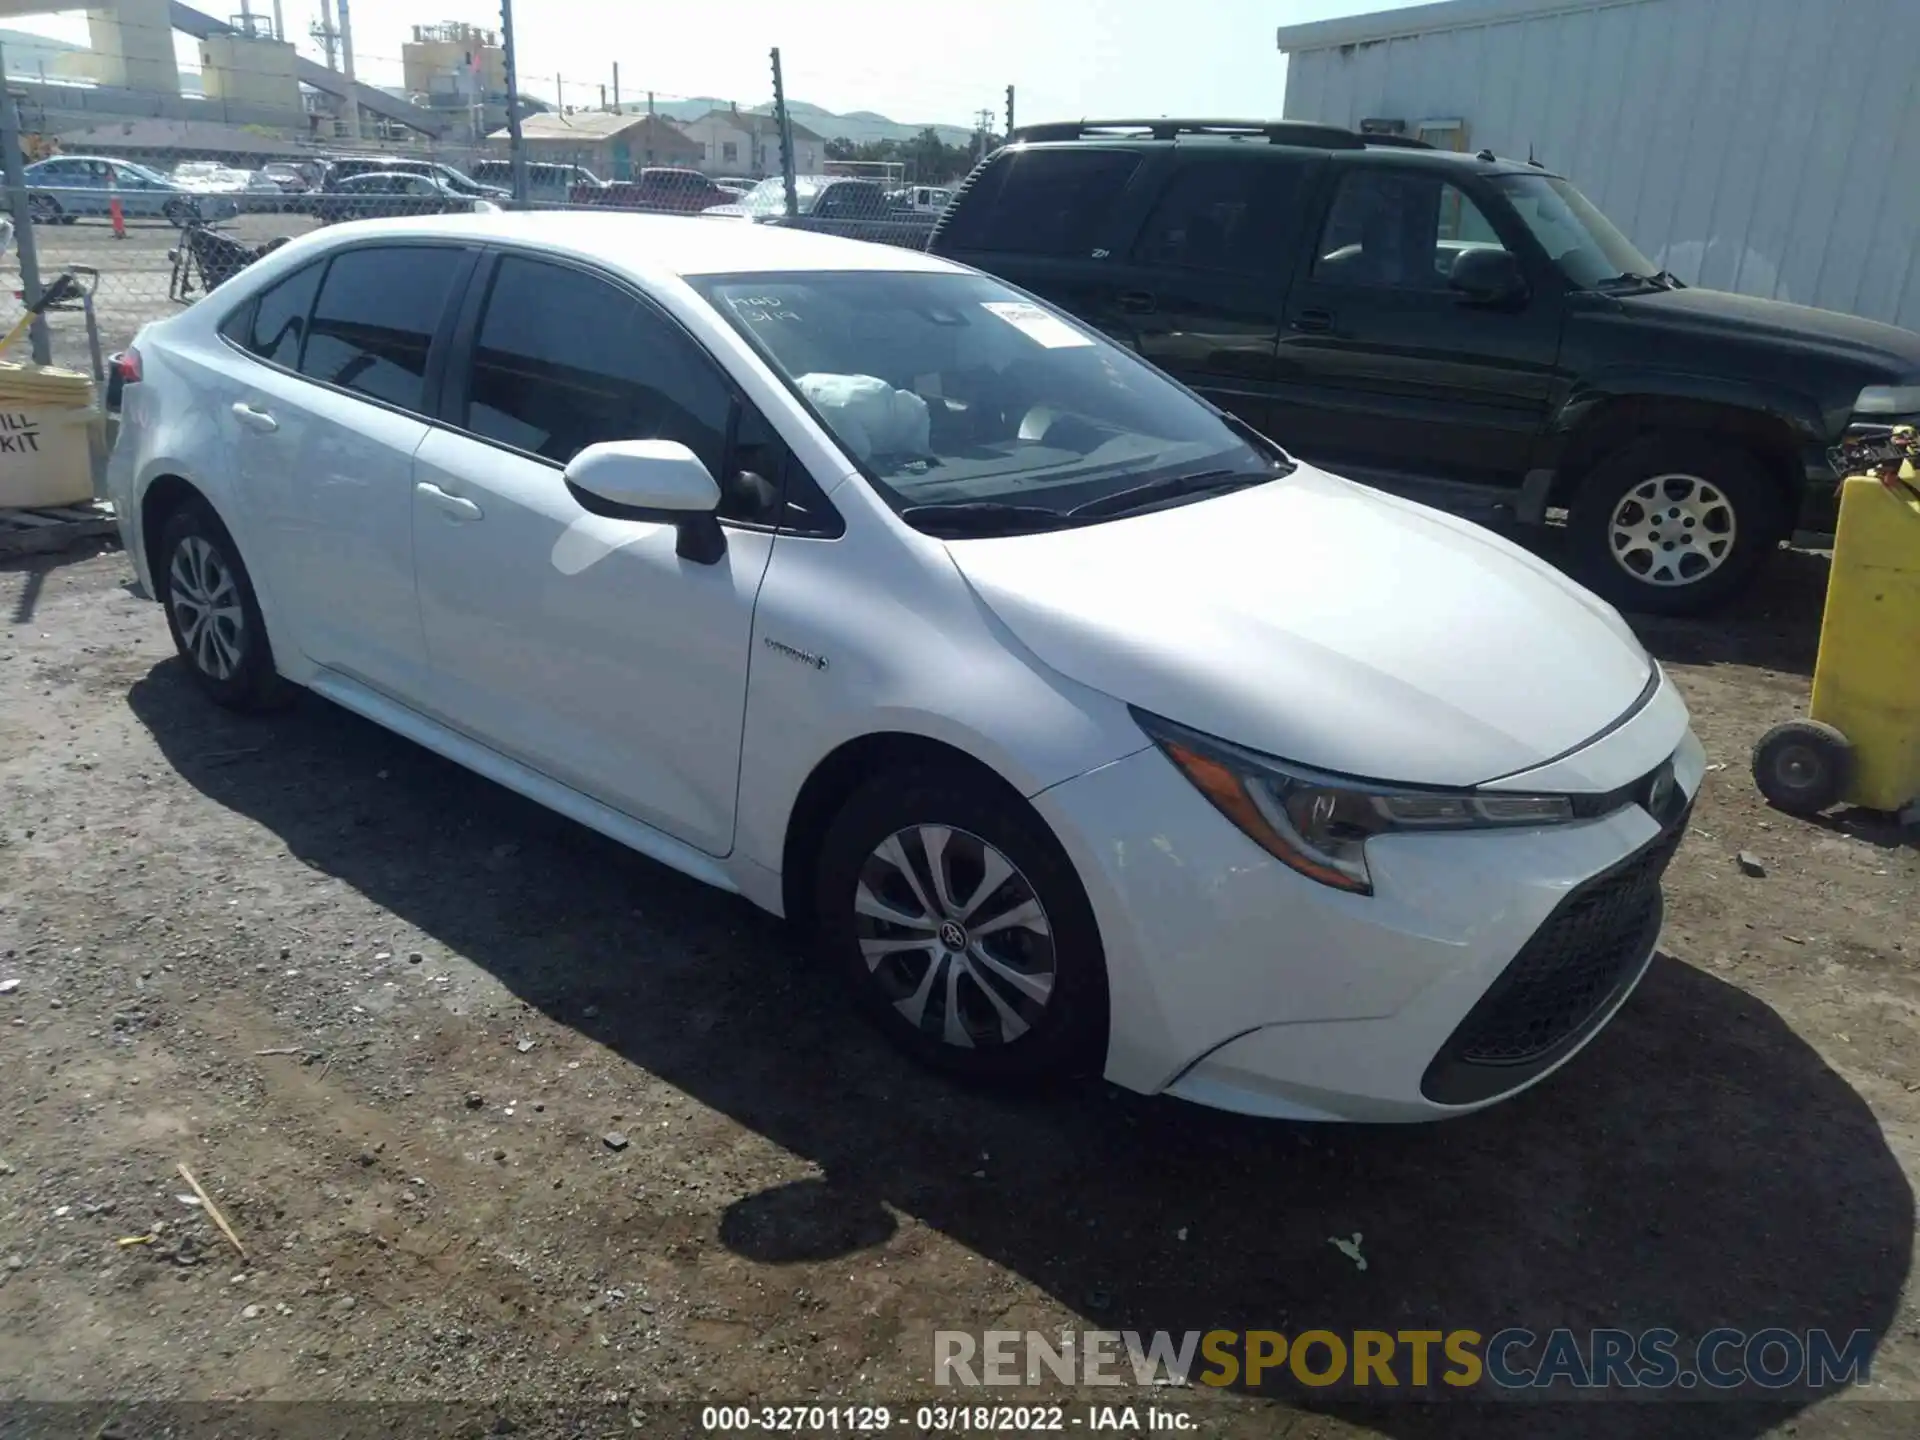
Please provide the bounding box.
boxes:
[853,825,1055,1049]
[169,535,246,680]
[1608,473,1737,587]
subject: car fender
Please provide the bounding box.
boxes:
[1551,366,1832,453]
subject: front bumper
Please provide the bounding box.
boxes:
[1034,680,1703,1122]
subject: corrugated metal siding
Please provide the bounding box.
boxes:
[1283,0,1920,330]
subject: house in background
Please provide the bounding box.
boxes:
[1276,0,1920,330]
[678,104,826,178]
[486,110,701,179]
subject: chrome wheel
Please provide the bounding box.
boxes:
[852,825,1055,1049]
[1608,473,1737,587]
[169,535,246,680]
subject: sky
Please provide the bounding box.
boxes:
[0,0,1415,128]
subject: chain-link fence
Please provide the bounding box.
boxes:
[0,121,997,378]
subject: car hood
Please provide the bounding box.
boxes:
[1609,285,1920,370]
[942,465,1654,787]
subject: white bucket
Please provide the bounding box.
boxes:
[0,404,98,509]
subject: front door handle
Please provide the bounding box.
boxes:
[1291,309,1334,334]
[416,480,483,522]
[1118,289,1158,314]
[230,401,278,433]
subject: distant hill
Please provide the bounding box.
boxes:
[640,95,975,149]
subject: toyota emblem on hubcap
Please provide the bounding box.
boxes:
[938,920,968,951]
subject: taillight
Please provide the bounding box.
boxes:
[114,347,142,384]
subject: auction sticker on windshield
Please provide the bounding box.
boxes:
[980,301,1093,348]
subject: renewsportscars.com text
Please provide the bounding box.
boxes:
[934,1327,1876,1392]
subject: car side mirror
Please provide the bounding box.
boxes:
[564,440,727,564]
[1450,247,1527,306]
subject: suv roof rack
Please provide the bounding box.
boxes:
[1007,118,1432,150]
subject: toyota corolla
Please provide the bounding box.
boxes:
[107,212,1702,1121]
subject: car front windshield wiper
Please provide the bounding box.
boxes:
[897,501,1080,537]
[1066,468,1270,521]
[1592,270,1673,292]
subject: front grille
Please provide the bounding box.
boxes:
[1421,807,1690,1105]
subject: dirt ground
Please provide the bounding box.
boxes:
[1,536,1916,1440]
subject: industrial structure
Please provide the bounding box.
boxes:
[0,0,450,138]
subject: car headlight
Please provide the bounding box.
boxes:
[1854,384,1920,415]
[1133,709,1581,895]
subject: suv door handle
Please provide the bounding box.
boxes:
[230,401,278,433]
[1118,290,1158,314]
[1290,309,1334,334]
[416,480,483,522]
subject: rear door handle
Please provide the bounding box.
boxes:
[1291,309,1334,334]
[1118,290,1158,314]
[230,401,278,433]
[415,480,483,522]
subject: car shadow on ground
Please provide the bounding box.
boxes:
[127,664,1912,1435]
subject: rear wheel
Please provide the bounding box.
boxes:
[155,499,293,712]
[27,193,59,225]
[814,767,1108,1086]
[1567,432,1787,616]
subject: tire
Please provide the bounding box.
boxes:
[1566,432,1788,617]
[154,499,294,712]
[1752,719,1853,816]
[813,767,1109,1086]
[163,199,196,228]
[27,193,59,225]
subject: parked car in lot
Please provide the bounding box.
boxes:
[108,210,1703,1122]
[316,156,509,203]
[24,155,239,226]
[310,172,496,224]
[469,159,600,204]
[711,175,939,246]
[930,118,1920,615]
[574,167,736,213]
[889,183,955,215]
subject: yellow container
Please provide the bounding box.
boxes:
[1810,470,1920,812]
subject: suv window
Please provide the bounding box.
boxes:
[298,246,461,412]
[463,255,733,485]
[1312,170,1508,289]
[1130,159,1307,276]
[222,259,324,367]
[938,149,1142,256]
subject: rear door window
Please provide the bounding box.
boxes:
[297,246,462,412]
[1129,159,1309,276]
[224,260,324,368]
[938,149,1142,256]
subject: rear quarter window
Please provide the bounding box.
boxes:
[937,148,1143,257]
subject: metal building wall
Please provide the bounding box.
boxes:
[1281,0,1920,330]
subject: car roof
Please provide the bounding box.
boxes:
[314,209,965,277]
[1005,132,1544,177]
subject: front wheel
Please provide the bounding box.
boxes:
[1566,432,1787,616]
[814,768,1108,1086]
[156,500,293,711]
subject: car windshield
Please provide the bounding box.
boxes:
[737,176,828,216]
[1491,173,1659,288]
[692,270,1282,526]
[113,160,170,185]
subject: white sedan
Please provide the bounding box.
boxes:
[107,212,1703,1121]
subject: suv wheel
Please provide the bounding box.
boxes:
[1566,432,1787,616]
[814,768,1108,1086]
[156,500,293,711]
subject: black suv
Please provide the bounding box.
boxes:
[929,119,1920,615]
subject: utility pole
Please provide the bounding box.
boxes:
[500,0,528,202]
[0,44,51,365]
[599,83,606,112]
[612,62,620,114]
[974,107,995,162]
[337,0,361,139]
[313,0,338,71]
[771,48,797,220]
[1005,84,1015,137]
